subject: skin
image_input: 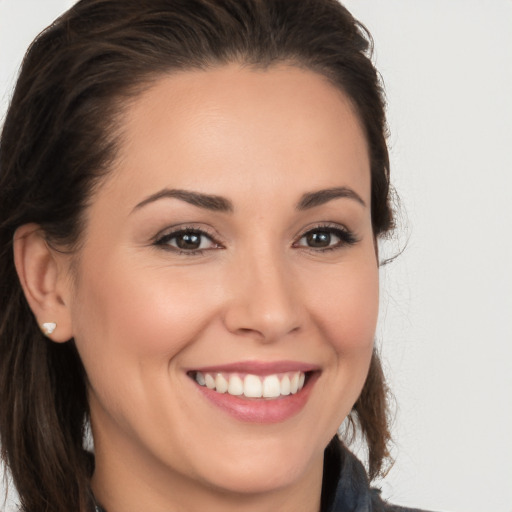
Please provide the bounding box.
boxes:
[16,64,379,512]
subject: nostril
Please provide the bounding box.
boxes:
[224,308,303,343]
[222,270,303,342]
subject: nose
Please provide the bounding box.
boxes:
[223,247,303,343]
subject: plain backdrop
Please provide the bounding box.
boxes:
[1,1,511,512]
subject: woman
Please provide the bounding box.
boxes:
[0,1,427,511]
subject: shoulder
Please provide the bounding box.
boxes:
[370,489,436,512]
[325,441,436,512]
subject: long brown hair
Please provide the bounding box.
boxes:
[0,1,393,510]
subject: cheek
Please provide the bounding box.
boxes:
[308,257,379,356]
[69,255,220,380]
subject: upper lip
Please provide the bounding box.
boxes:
[187,360,320,376]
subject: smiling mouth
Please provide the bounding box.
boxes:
[189,371,310,399]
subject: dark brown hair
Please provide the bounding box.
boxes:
[0,1,393,510]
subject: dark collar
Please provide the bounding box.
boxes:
[324,439,430,512]
[321,437,378,512]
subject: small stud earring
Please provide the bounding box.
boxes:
[41,322,57,336]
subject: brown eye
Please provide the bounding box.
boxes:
[175,232,202,250]
[305,231,333,248]
[295,226,358,250]
[155,229,218,252]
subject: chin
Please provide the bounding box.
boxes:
[201,461,307,495]
[190,435,324,495]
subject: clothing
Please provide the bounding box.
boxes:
[91,439,430,512]
[322,439,429,512]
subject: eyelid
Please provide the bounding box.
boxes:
[151,222,358,255]
[153,224,224,254]
[292,223,359,250]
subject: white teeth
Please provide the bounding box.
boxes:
[194,370,308,399]
[290,372,299,394]
[228,375,244,396]
[215,373,228,393]
[244,374,263,398]
[205,373,216,389]
[298,372,305,390]
[280,375,291,396]
[262,375,280,398]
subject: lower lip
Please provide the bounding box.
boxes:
[192,373,319,423]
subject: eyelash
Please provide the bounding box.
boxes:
[153,224,358,256]
[294,224,359,252]
[153,226,222,255]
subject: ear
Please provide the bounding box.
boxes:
[13,224,74,343]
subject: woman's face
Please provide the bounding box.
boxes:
[65,65,378,503]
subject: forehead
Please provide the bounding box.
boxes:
[102,64,370,208]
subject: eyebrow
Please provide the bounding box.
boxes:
[133,188,234,213]
[132,185,365,214]
[296,187,366,210]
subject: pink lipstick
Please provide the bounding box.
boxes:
[187,361,320,423]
